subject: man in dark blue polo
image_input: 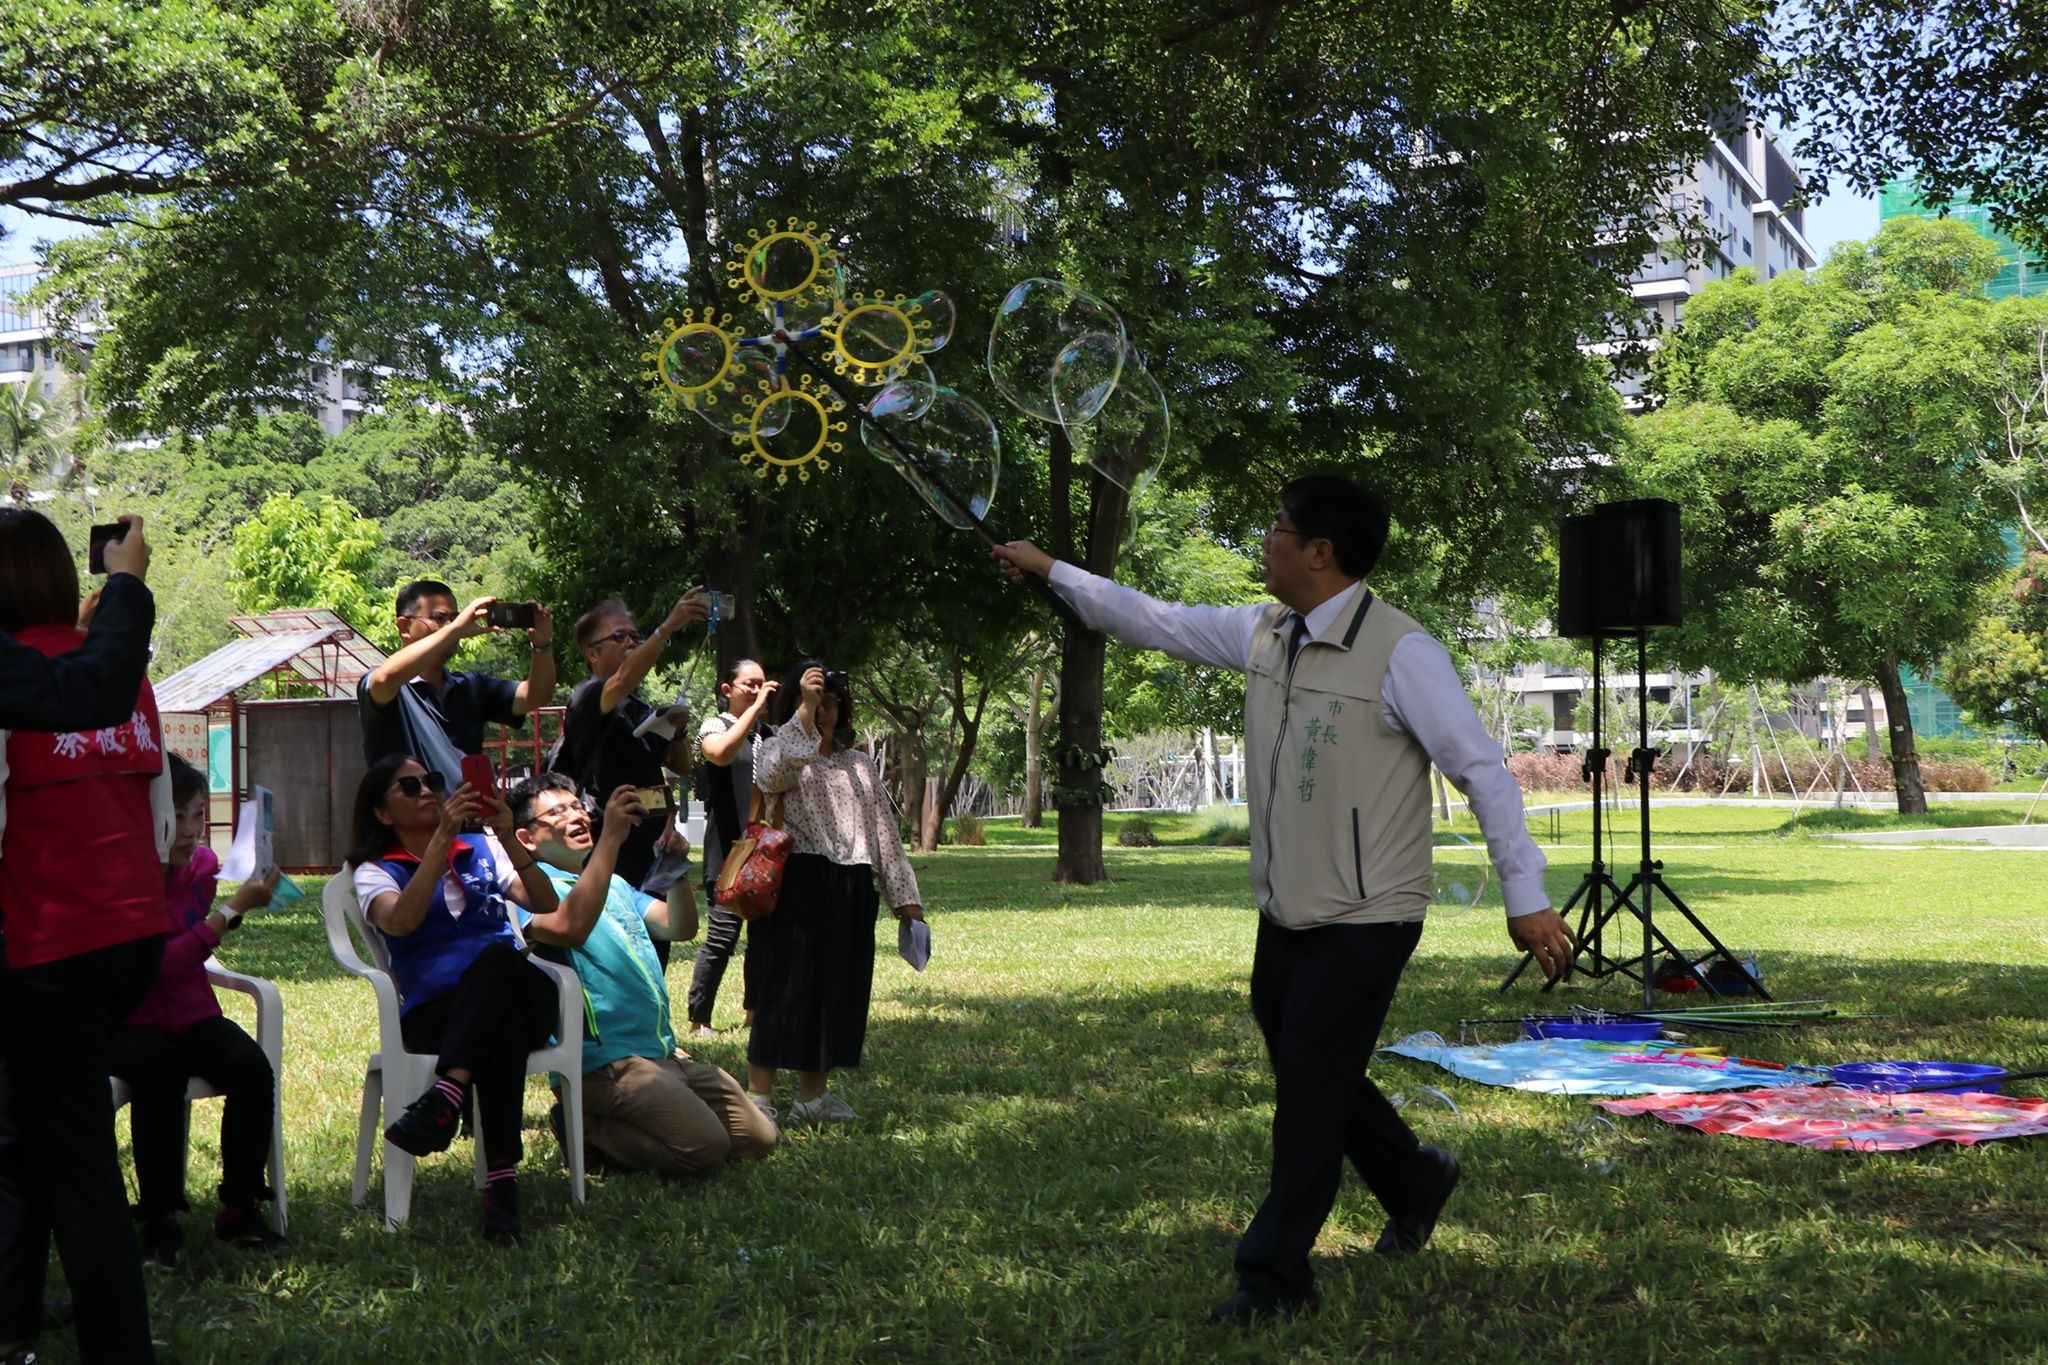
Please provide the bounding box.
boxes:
[357,579,556,781]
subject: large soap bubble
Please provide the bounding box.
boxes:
[861,381,1000,530]
[1430,830,1491,918]
[681,347,788,439]
[1058,353,1170,497]
[987,278,1126,423]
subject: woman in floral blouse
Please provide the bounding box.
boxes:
[747,661,923,1125]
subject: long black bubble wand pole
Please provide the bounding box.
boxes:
[778,338,1084,630]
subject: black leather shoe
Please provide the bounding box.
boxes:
[1208,1287,1321,1325]
[480,1178,522,1246]
[1376,1145,1461,1255]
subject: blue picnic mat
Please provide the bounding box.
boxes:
[1378,1034,1821,1096]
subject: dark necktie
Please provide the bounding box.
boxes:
[1288,613,1309,663]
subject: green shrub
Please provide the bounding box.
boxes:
[1117,817,1159,847]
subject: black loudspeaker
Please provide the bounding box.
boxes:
[1556,498,1683,638]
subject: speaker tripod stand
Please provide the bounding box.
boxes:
[1500,628,1767,1005]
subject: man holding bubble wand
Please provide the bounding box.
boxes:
[993,476,1575,1325]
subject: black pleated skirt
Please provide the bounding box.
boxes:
[746,853,879,1073]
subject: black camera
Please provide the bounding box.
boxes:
[823,668,850,694]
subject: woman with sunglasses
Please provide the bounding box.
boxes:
[344,753,561,1244]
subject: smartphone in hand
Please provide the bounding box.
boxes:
[88,522,127,575]
[460,753,497,797]
[485,601,537,630]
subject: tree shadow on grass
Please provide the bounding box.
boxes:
[134,949,2048,1360]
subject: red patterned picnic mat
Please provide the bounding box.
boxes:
[1594,1085,2048,1151]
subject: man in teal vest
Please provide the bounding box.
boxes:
[994,474,1574,1324]
[507,774,777,1176]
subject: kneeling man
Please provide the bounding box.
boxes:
[508,773,777,1175]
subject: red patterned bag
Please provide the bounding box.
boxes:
[715,791,791,920]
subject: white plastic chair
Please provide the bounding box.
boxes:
[110,960,289,1233]
[321,867,586,1228]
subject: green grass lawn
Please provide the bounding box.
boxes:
[97,802,2048,1362]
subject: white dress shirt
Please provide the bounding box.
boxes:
[1047,561,1550,918]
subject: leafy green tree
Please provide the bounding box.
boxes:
[1626,218,2013,811]
[230,492,391,648]
[18,0,1770,882]
[1944,553,2048,744]
[1765,1,2048,251]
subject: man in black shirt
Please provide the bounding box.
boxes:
[357,579,555,781]
[556,591,709,963]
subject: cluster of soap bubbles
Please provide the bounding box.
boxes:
[1558,1114,1620,1174]
[642,220,968,493]
[986,279,1170,499]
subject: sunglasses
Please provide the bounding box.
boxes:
[593,628,643,648]
[390,772,449,798]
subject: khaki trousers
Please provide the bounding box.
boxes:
[582,1052,777,1177]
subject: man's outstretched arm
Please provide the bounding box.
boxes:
[991,542,1260,671]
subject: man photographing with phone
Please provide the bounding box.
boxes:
[357,579,556,784]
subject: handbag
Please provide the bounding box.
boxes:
[715,789,792,921]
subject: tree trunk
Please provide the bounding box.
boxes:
[1859,685,1880,763]
[1021,666,1046,828]
[927,676,991,851]
[1054,624,1108,883]
[896,730,928,848]
[1874,660,1928,814]
[1053,460,1133,884]
[920,776,942,852]
[701,500,766,676]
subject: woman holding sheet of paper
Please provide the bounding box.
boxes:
[112,754,283,1267]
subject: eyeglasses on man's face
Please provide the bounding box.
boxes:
[593,628,643,649]
[403,610,460,627]
[390,771,449,799]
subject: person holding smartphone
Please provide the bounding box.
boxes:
[357,579,555,784]
[685,657,778,1038]
[0,508,174,1361]
[346,754,562,1245]
[747,661,924,1126]
[554,592,709,965]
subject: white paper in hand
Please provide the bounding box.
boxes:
[220,785,276,881]
[897,917,931,972]
[631,700,694,745]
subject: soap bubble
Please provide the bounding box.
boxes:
[683,349,787,438]
[861,383,1000,530]
[746,385,839,474]
[1559,1114,1619,1174]
[987,278,1125,423]
[658,323,735,395]
[764,254,846,334]
[1060,352,1169,496]
[1049,331,1128,425]
[1385,1085,1466,1130]
[1430,831,1491,918]
[907,289,956,353]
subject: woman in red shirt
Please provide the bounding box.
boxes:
[0,508,171,1363]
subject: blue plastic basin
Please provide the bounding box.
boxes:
[1524,1019,1665,1044]
[1828,1062,2008,1095]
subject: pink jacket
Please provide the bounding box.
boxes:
[127,847,224,1035]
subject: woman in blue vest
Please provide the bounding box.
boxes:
[345,753,561,1244]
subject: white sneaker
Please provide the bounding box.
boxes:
[788,1091,858,1124]
[687,1023,718,1039]
[748,1094,778,1124]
